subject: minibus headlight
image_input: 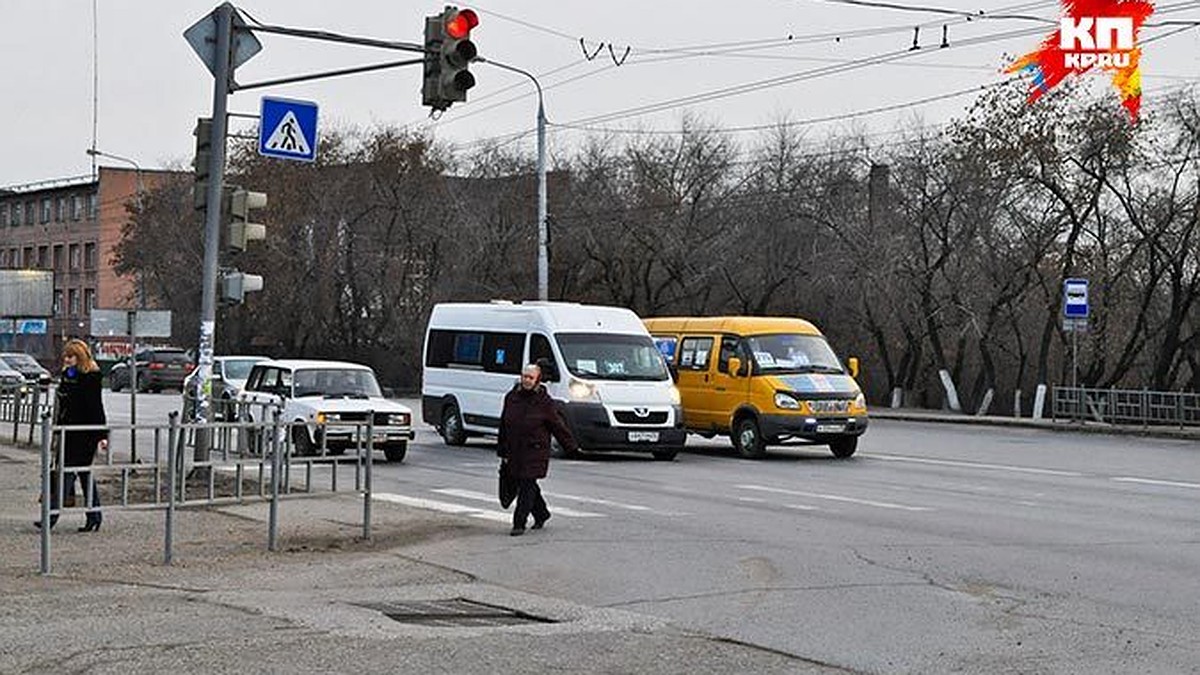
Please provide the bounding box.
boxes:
[774,392,800,410]
[669,386,681,405]
[568,378,600,402]
[853,392,867,410]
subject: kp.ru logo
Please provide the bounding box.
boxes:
[1006,1,1155,120]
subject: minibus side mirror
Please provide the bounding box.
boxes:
[847,357,860,379]
[727,357,743,378]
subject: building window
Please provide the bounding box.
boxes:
[69,244,81,270]
[88,194,99,220]
[25,200,35,225]
[73,195,84,220]
[41,199,51,224]
[0,250,7,267]
[69,289,80,316]
[37,246,48,269]
[23,247,34,268]
[53,245,64,271]
[84,243,97,270]
[7,203,17,226]
[84,289,96,314]
[54,290,63,317]
[55,197,65,222]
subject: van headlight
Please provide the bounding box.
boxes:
[774,392,800,410]
[668,385,681,405]
[568,378,600,402]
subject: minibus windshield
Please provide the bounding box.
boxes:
[556,333,670,381]
[745,334,845,375]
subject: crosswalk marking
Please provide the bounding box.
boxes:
[373,492,510,522]
[543,491,653,511]
[1112,477,1200,490]
[736,484,933,512]
[431,488,604,517]
[866,454,1083,477]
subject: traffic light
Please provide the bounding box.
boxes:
[193,117,212,211]
[219,271,264,305]
[422,6,478,111]
[228,188,267,251]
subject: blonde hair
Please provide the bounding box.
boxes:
[63,339,99,374]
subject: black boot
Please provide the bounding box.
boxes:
[33,515,59,530]
[79,514,102,533]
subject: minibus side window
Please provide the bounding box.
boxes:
[678,337,713,371]
[529,334,560,382]
[717,336,743,374]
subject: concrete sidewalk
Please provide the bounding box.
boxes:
[0,443,842,675]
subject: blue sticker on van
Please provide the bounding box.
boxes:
[495,348,506,364]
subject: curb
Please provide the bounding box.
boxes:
[870,409,1200,441]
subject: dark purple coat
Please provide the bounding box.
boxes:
[55,368,108,467]
[497,384,577,479]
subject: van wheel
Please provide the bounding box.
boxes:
[733,417,766,459]
[441,404,467,446]
[830,436,858,459]
[652,449,678,461]
[551,438,580,459]
[384,443,407,463]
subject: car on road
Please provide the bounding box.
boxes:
[0,361,28,392]
[0,352,53,385]
[181,355,269,419]
[109,347,195,393]
[236,359,414,462]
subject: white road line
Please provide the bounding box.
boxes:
[543,491,653,511]
[737,497,766,504]
[372,492,510,522]
[1112,477,1200,490]
[784,503,821,511]
[866,454,1084,477]
[736,484,933,512]
[431,488,604,518]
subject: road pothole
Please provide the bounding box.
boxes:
[355,598,558,628]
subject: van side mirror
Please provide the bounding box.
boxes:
[667,364,678,383]
[848,357,860,379]
[727,357,743,378]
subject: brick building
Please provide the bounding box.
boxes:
[0,166,176,360]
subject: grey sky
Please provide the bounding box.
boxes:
[3,0,1198,186]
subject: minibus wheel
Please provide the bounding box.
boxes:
[733,417,766,458]
[829,436,858,458]
[441,403,467,446]
[652,450,677,461]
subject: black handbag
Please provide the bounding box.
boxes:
[498,461,518,509]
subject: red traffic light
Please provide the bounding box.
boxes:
[444,9,479,39]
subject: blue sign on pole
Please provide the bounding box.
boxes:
[258,97,318,162]
[1063,278,1089,318]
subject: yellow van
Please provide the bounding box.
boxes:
[644,317,868,459]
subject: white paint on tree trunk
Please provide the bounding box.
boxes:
[1033,384,1047,420]
[939,369,962,412]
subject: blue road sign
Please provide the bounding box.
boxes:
[1063,278,1089,318]
[258,97,318,162]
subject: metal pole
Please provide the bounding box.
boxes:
[165,413,177,566]
[364,413,373,541]
[39,413,51,575]
[536,99,548,301]
[128,310,137,463]
[477,58,549,301]
[194,2,234,463]
[268,410,280,552]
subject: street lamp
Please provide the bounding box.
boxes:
[85,148,144,208]
[478,58,549,301]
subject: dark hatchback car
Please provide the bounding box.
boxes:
[110,348,195,393]
[0,352,53,385]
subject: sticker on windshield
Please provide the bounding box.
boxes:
[755,351,776,367]
[576,359,598,373]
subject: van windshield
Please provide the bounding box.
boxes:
[745,334,845,375]
[555,333,669,381]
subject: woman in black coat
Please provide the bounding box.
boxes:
[39,339,108,532]
[498,363,578,536]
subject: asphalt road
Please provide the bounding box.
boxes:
[111,391,1200,673]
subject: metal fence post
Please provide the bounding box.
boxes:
[268,410,281,552]
[39,413,52,575]
[364,412,373,541]
[165,412,178,566]
[27,386,40,445]
[12,386,22,444]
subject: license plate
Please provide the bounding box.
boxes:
[816,424,845,434]
[627,431,659,442]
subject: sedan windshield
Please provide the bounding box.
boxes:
[556,333,669,381]
[745,334,845,374]
[292,369,382,398]
[2,354,45,371]
[222,358,264,380]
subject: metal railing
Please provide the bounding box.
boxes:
[36,409,378,574]
[1052,386,1200,429]
[0,383,53,446]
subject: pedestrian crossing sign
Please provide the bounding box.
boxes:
[258,97,318,162]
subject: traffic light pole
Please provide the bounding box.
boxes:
[478,58,548,300]
[194,2,235,462]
